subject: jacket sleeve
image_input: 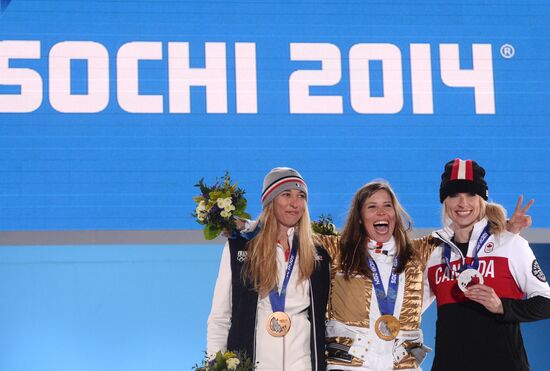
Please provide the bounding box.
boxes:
[206,241,232,356]
[500,296,550,322]
[500,233,550,322]
[412,236,439,313]
[314,234,340,261]
[422,268,436,314]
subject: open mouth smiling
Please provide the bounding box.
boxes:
[373,220,389,233]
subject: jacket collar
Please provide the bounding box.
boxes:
[431,218,489,257]
[367,237,397,264]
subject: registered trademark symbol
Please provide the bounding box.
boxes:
[500,44,515,59]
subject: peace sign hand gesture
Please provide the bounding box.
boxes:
[506,195,534,234]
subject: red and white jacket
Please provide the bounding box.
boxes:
[424,218,550,371]
[425,218,550,306]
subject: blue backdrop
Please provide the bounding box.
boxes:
[1,0,549,230]
[1,1,549,371]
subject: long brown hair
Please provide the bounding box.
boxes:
[340,181,414,279]
[243,202,317,298]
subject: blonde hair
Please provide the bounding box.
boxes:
[340,181,414,279]
[442,195,507,236]
[243,201,317,298]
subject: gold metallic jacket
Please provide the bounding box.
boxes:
[320,235,438,370]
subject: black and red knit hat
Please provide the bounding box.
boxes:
[439,158,488,203]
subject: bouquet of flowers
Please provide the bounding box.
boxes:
[311,214,340,236]
[194,350,255,371]
[192,172,251,240]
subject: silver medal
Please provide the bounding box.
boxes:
[457,268,484,292]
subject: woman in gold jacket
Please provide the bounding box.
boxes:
[320,181,436,370]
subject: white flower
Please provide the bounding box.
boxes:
[226,357,240,370]
[220,210,231,218]
[196,201,208,221]
[217,197,229,209]
[217,197,234,210]
[196,201,206,213]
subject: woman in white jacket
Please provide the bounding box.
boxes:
[206,167,330,371]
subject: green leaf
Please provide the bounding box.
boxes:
[204,224,222,240]
[236,197,247,209]
[209,190,222,200]
[195,178,210,195]
[311,214,340,236]
[234,210,251,220]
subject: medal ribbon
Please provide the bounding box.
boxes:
[443,224,491,275]
[367,255,400,316]
[268,242,298,312]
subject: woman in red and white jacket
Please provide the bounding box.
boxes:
[425,159,550,371]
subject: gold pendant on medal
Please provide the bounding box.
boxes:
[266,311,291,337]
[374,314,400,341]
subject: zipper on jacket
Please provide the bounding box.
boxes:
[283,336,286,371]
[309,279,318,371]
[434,231,466,261]
[253,297,258,367]
[435,231,476,280]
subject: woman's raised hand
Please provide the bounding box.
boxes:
[506,195,534,234]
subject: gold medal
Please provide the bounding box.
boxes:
[266,311,291,337]
[374,314,400,341]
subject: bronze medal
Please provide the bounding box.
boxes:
[266,311,291,337]
[374,314,400,341]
